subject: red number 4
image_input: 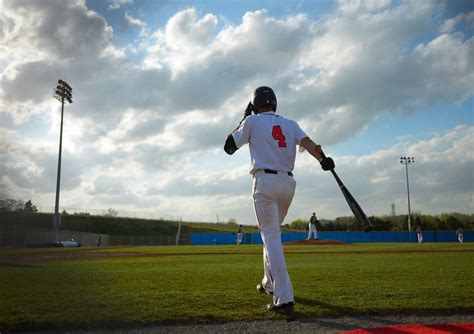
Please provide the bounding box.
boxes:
[272,125,287,148]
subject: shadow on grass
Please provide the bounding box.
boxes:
[288,297,358,331]
[295,296,354,313]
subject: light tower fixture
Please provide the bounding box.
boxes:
[400,156,414,232]
[52,79,73,237]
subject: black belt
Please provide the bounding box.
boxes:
[264,169,293,177]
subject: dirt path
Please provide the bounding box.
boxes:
[22,313,474,333]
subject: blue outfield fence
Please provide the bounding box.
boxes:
[190,231,473,245]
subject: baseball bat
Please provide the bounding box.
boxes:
[330,169,373,232]
[320,152,373,232]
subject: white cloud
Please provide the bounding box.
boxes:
[124,11,148,38]
[337,0,392,15]
[3,1,471,134]
[440,11,474,33]
[294,125,473,220]
[1,1,472,223]
[85,174,128,195]
[125,12,144,27]
[411,34,474,104]
[145,8,219,73]
[108,0,133,10]
[1,0,114,62]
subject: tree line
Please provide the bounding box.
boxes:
[287,212,473,232]
[1,199,472,231]
[0,199,38,212]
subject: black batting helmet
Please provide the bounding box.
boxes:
[252,86,277,112]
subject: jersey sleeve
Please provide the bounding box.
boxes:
[232,117,252,148]
[293,120,308,144]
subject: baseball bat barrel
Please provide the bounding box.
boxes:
[322,156,373,232]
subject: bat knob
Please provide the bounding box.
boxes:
[364,225,373,233]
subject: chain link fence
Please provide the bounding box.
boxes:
[25,228,108,247]
[1,225,108,247]
[1,225,189,247]
[0,211,190,247]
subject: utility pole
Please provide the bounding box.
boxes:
[176,218,182,246]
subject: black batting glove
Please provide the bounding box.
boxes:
[232,102,254,132]
[244,102,254,118]
[320,157,335,171]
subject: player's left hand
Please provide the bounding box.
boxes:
[244,102,253,118]
[320,157,335,171]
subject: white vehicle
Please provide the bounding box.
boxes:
[56,239,81,247]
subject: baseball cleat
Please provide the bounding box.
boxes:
[266,302,294,314]
[256,284,273,295]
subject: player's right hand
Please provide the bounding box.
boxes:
[320,157,335,171]
[244,102,253,118]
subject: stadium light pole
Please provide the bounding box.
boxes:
[400,157,414,232]
[52,79,72,238]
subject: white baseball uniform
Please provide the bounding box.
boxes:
[236,233,243,244]
[456,229,464,244]
[417,230,423,243]
[308,214,318,240]
[232,111,307,306]
[236,226,243,245]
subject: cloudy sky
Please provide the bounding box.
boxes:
[1,0,473,225]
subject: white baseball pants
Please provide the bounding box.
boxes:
[417,233,423,243]
[253,171,296,306]
[307,224,318,240]
[236,233,243,245]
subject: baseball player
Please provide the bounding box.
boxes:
[236,225,243,245]
[416,226,423,244]
[456,227,464,244]
[224,86,334,314]
[307,212,319,240]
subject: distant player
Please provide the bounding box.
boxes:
[456,227,464,244]
[224,86,334,314]
[307,212,319,240]
[236,225,243,245]
[416,227,423,244]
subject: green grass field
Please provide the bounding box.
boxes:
[0,243,473,331]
